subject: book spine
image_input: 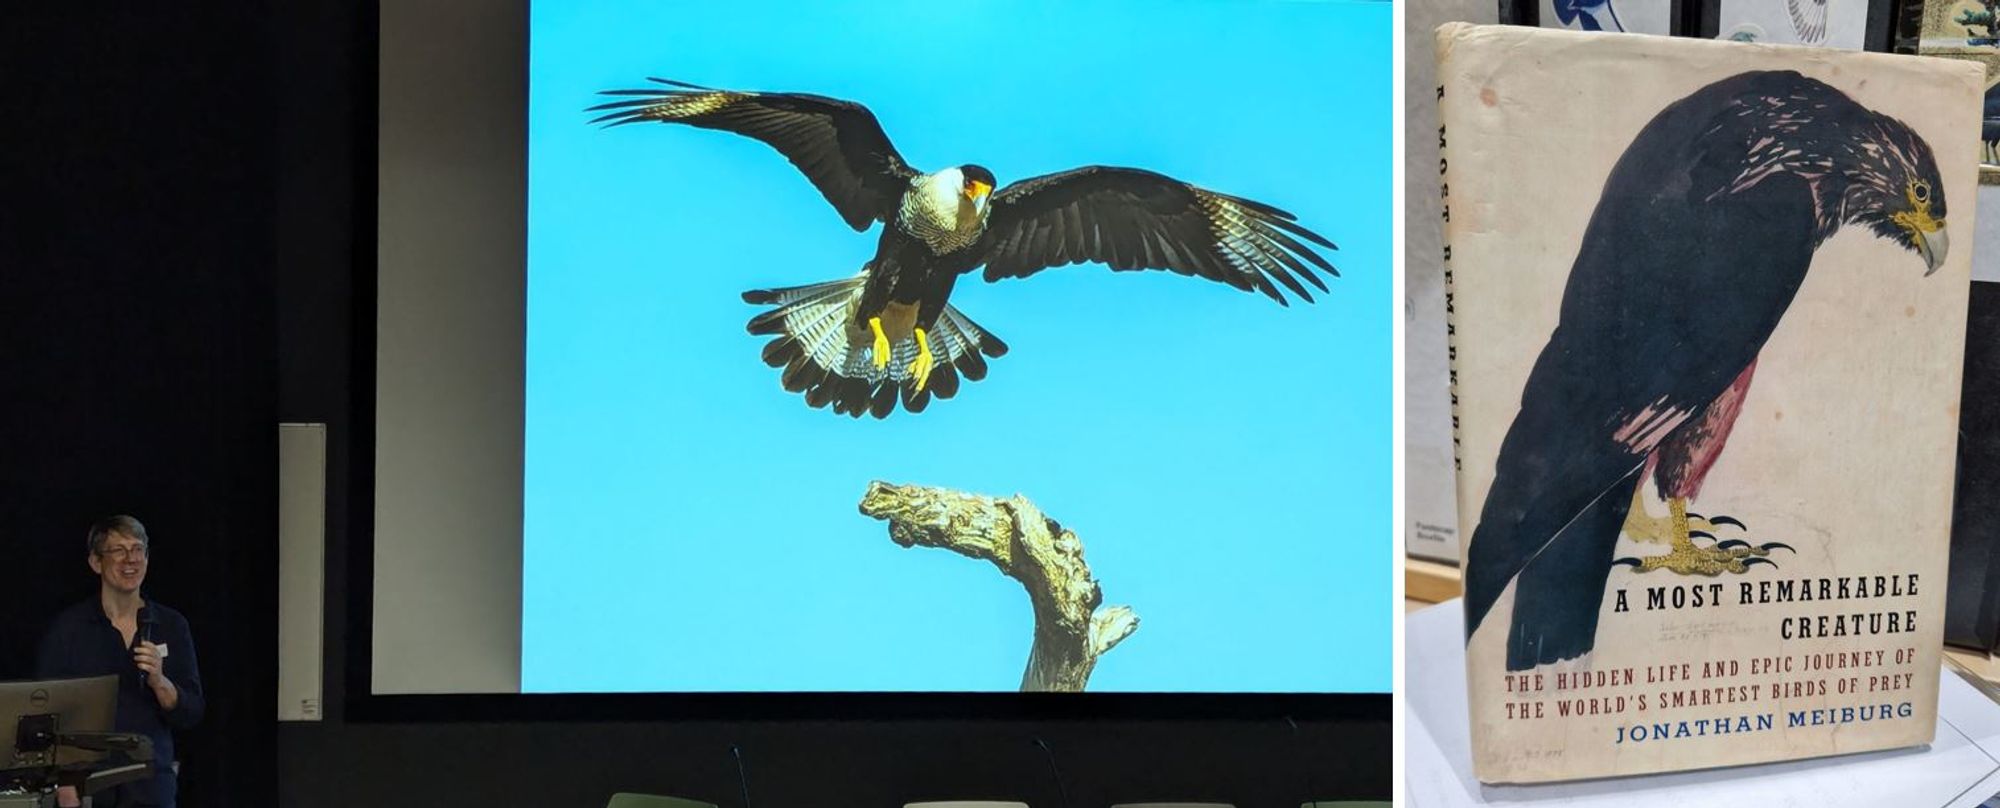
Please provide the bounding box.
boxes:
[1433,41,1489,781]
[1436,79,1462,481]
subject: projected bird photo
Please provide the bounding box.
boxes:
[1462,71,1949,672]
[525,1,1386,696]
[585,81,1337,418]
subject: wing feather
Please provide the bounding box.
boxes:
[975,166,1338,305]
[588,79,917,231]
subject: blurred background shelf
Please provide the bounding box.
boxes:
[1404,557,1460,617]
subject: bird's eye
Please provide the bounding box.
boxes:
[1912,181,1930,204]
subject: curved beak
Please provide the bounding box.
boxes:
[1917,225,1948,277]
[966,180,992,218]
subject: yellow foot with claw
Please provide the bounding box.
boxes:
[911,327,935,392]
[1613,493,1792,575]
[1613,542,1783,575]
[1620,486,1747,544]
[868,316,891,370]
[1623,507,1721,545]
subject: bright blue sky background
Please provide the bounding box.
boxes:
[524,0,1391,693]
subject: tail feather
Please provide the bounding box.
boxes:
[780,357,827,393]
[745,278,854,336]
[742,272,1004,417]
[900,379,934,413]
[1501,469,1641,670]
[943,305,1009,358]
[759,338,788,367]
[868,380,898,418]
[928,362,960,399]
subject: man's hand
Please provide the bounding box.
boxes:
[134,641,178,710]
[56,785,80,808]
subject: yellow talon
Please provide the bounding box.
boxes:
[1616,496,1780,575]
[868,316,891,370]
[1622,487,1717,544]
[912,327,935,392]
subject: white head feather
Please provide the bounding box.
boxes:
[901,167,990,253]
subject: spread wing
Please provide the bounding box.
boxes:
[973,166,1338,305]
[588,79,918,231]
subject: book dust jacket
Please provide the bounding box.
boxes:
[1438,22,1982,782]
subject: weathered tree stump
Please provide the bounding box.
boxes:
[858,481,1140,692]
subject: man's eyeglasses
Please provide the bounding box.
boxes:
[98,545,148,561]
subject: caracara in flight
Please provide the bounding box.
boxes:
[588,79,1337,417]
[1461,71,1949,672]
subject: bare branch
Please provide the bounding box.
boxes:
[859,481,1140,692]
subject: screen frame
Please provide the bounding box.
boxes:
[341,0,1388,724]
[1687,0,1900,45]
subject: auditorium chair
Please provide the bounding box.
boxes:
[903,801,1030,808]
[604,794,717,808]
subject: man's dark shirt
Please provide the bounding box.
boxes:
[35,598,203,808]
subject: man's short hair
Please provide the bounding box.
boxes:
[87,515,149,555]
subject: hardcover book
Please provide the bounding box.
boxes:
[1438,23,1980,782]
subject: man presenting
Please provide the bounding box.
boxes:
[36,516,204,808]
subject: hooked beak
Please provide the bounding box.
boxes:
[964,180,992,201]
[1916,225,1948,277]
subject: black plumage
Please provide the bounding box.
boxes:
[589,79,1339,417]
[981,167,1338,306]
[590,80,915,230]
[1462,71,1948,671]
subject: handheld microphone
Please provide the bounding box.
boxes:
[730,744,752,808]
[135,607,158,685]
[1285,716,1321,808]
[1032,737,1071,808]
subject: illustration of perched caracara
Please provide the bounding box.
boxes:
[1462,71,1949,672]
[588,79,1337,417]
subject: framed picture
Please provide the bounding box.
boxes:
[1915,0,2000,183]
[1695,0,1881,48]
[1533,0,1684,34]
